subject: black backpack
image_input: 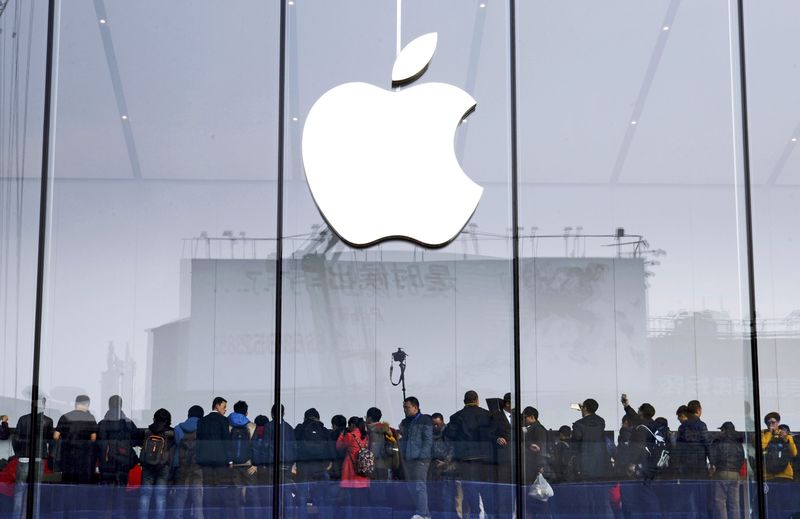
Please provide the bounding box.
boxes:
[298,421,329,462]
[638,424,670,478]
[98,420,137,474]
[177,426,197,466]
[231,425,253,464]
[141,431,171,468]
[252,426,271,466]
[765,437,791,475]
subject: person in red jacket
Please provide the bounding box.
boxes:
[336,417,370,518]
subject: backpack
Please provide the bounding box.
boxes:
[141,431,170,467]
[251,426,272,466]
[98,421,137,474]
[765,437,791,475]
[298,421,330,462]
[352,435,375,477]
[231,425,253,464]
[638,424,670,478]
[553,441,576,482]
[177,426,197,466]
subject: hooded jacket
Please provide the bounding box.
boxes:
[97,408,139,474]
[229,412,256,466]
[572,413,611,480]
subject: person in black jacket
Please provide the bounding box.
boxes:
[676,400,710,518]
[97,395,140,518]
[294,408,332,519]
[266,404,297,511]
[445,390,492,519]
[488,393,514,519]
[522,407,548,483]
[710,422,744,519]
[139,408,174,519]
[619,396,660,519]
[572,398,612,518]
[12,396,55,518]
[196,396,232,519]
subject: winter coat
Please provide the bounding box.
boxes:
[229,413,256,466]
[400,412,433,461]
[711,432,744,474]
[336,431,370,489]
[523,421,548,483]
[676,416,710,478]
[572,413,611,480]
[446,404,491,461]
[367,422,390,470]
[173,416,202,485]
[196,411,232,467]
[295,419,333,479]
[96,409,140,476]
[762,430,797,480]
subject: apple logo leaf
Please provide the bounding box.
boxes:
[392,32,438,87]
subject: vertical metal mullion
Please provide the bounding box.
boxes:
[508,1,524,517]
[272,0,287,518]
[734,1,765,517]
[26,0,57,517]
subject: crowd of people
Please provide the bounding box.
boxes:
[4,391,798,519]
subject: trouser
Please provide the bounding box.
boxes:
[173,465,204,519]
[99,470,131,519]
[201,465,233,519]
[139,464,171,519]
[405,459,431,517]
[296,470,331,519]
[340,487,369,519]
[713,471,741,519]
[427,465,454,515]
[173,485,204,519]
[13,459,44,519]
[456,459,490,519]
[369,467,390,509]
[580,482,613,518]
[621,479,659,519]
[231,465,259,519]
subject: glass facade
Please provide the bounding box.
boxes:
[0,0,797,518]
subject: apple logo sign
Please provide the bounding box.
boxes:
[302,33,483,248]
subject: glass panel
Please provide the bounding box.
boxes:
[38,1,280,516]
[747,0,800,515]
[281,0,517,517]
[516,2,756,518]
[0,0,48,514]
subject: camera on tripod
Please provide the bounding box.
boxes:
[392,348,407,363]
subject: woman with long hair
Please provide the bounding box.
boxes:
[336,416,371,518]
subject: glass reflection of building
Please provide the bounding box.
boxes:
[1,1,800,517]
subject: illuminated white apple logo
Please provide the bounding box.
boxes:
[302,32,483,248]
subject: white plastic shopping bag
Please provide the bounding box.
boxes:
[528,473,554,502]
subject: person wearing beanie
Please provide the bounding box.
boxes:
[173,405,205,519]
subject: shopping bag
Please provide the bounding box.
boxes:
[528,473,554,501]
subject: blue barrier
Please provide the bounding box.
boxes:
[0,479,796,518]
